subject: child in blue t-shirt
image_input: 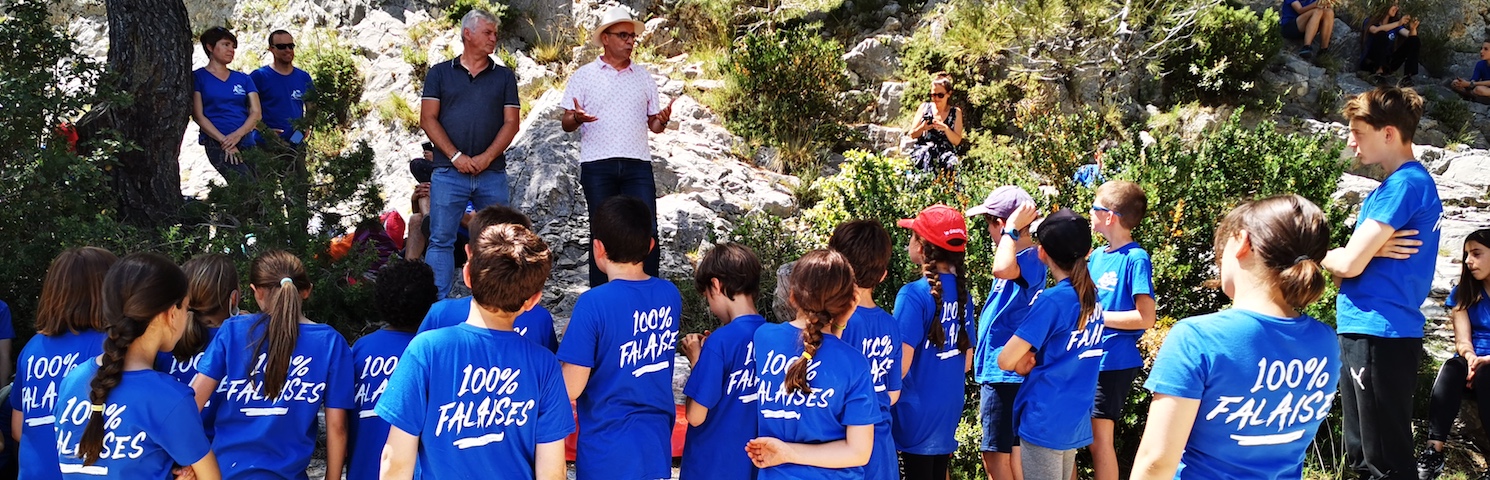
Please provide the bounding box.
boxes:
[746,249,880,479]
[192,251,356,480]
[1418,229,1490,479]
[1086,180,1154,480]
[1131,195,1340,479]
[377,224,575,479]
[997,208,1104,480]
[416,204,560,351]
[156,255,239,386]
[827,220,901,480]
[0,299,15,386]
[347,260,437,480]
[966,187,1046,480]
[1322,87,1443,478]
[54,253,222,480]
[679,243,768,480]
[557,196,683,480]
[1450,40,1490,102]
[11,247,116,480]
[891,204,975,477]
[191,27,261,181]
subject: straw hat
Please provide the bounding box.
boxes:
[592,4,645,46]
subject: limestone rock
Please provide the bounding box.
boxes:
[842,36,901,85]
[1442,154,1490,188]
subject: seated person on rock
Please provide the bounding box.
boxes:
[1280,0,1334,59]
[1359,1,1421,87]
[1417,229,1490,480]
[405,142,473,265]
[1451,39,1490,104]
[907,72,964,175]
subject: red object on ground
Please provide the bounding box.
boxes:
[565,403,688,462]
[381,210,406,251]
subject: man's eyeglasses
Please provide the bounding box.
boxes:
[605,32,639,42]
[1091,205,1122,217]
[272,43,296,50]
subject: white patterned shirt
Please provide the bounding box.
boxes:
[560,58,662,163]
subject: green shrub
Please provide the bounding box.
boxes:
[714,26,854,174]
[301,38,366,128]
[1162,4,1281,102]
[377,95,421,133]
[444,0,510,27]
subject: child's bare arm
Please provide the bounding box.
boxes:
[536,440,567,480]
[379,427,419,480]
[1103,294,1157,330]
[1323,220,1399,279]
[1130,394,1200,480]
[562,363,592,401]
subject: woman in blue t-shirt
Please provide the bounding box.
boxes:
[54,253,221,480]
[11,247,116,480]
[346,260,435,480]
[891,204,973,478]
[1418,228,1490,479]
[747,249,880,479]
[996,208,1104,480]
[191,26,261,181]
[1131,195,1340,479]
[157,255,239,385]
[191,251,355,480]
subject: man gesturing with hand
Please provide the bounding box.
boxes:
[420,8,521,298]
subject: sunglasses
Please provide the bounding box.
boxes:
[272,43,296,50]
[1091,205,1122,217]
[605,32,639,42]
[930,92,948,99]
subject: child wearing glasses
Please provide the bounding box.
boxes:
[1084,180,1155,480]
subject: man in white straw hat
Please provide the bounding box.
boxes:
[561,3,673,288]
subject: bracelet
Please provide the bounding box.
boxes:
[451,151,463,162]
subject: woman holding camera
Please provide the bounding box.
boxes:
[908,72,964,174]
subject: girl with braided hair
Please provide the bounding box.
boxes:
[12,247,116,480]
[52,253,221,479]
[191,250,355,479]
[891,204,975,478]
[746,249,881,479]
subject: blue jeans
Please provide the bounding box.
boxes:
[429,166,509,297]
[579,158,659,287]
[204,143,255,182]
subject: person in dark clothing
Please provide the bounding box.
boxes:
[1359,2,1421,87]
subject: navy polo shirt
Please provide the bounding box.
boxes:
[420,57,521,173]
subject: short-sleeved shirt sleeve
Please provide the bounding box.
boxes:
[421,64,445,100]
[556,300,600,368]
[1360,175,1425,230]
[375,340,431,436]
[1014,299,1060,351]
[1131,254,1155,298]
[895,282,932,350]
[1143,322,1206,399]
[683,340,729,410]
[0,300,14,340]
[644,74,662,116]
[504,69,521,108]
[159,395,213,465]
[536,360,577,444]
[325,337,357,410]
[196,323,231,381]
[840,359,883,427]
[886,336,903,392]
[1471,61,1490,83]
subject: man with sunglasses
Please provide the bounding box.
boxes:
[561,4,673,287]
[250,30,314,145]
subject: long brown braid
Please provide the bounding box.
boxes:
[248,251,311,399]
[920,239,971,350]
[782,250,857,395]
[79,253,187,464]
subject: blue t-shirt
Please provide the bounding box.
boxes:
[0,300,16,340]
[153,326,221,385]
[754,323,881,480]
[681,314,767,480]
[376,323,575,479]
[555,277,682,480]
[10,329,106,480]
[975,247,1048,384]
[1280,0,1314,25]
[1012,279,1106,451]
[1073,164,1103,188]
[1471,60,1489,83]
[193,67,259,147]
[348,329,417,480]
[838,306,901,480]
[249,66,313,142]
[1337,161,1443,338]
[53,361,210,479]
[417,297,558,352]
[891,275,974,455]
[196,315,356,480]
[1089,242,1155,371]
[1447,286,1490,356]
[1145,309,1340,479]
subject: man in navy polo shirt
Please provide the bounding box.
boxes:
[420,8,521,298]
[250,29,314,146]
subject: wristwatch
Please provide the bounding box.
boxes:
[1003,228,1021,241]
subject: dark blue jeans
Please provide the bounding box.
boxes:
[579,158,660,287]
[204,143,256,182]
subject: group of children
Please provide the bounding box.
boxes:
[2,85,1484,480]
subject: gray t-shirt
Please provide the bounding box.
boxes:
[421,57,521,172]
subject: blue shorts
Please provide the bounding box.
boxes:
[979,383,1021,453]
[1093,367,1142,420]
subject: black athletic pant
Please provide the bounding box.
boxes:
[1362,33,1420,77]
[1428,355,1490,441]
[1339,334,1423,480]
[898,452,948,480]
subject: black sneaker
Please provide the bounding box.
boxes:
[1418,446,1445,480]
[1298,45,1314,59]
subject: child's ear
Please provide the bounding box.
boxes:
[519,290,543,314]
[710,278,725,297]
[592,239,607,261]
[878,271,888,283]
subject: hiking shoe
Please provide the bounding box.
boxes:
[1398,75,1415,87]
[1298,45,1314,59]
[1418,446,1444,480]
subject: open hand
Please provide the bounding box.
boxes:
[172,466,198,480]
[1374,229,1421,259]
[223,145,242,165]
[745,437,793,468]
[571,98,599,124]
[1009,203,1040,231]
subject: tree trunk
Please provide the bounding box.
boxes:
[77,0,192,225]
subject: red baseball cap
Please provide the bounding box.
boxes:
[897,204,969,252]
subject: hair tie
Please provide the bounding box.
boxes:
[1293,255,1312,266]
[280,277,294,288]
[90,404,104,412]
[801,352,813,361]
